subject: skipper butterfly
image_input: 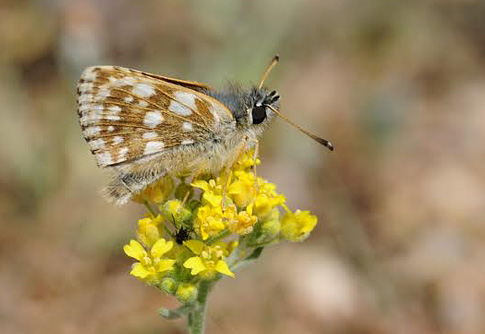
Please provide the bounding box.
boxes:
[76,56,333,205]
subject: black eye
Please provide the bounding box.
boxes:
[251,106,267,124]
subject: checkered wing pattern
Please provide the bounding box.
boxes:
[76,66,233,168]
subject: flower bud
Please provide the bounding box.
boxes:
[161,200,192,224]
[176,283,198,303]
[261,218,281,238]
[160,277,177,295]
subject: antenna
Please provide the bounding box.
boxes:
[258,55,280,89]
[266,105,334,151]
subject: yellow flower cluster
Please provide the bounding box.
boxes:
[123,150,319,302]
[124,239,175,284]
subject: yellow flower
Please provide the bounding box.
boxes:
[183,240,235,279]
[133,176,174,204]
[124,239,176,284]
[281,209,318,242]
[228,171,257,208]
[137,214,164,248]
[232,149,260,171]
[161,199,192,224]
[192,178,225,207]
[227,203,258,235]
[194,204,228,240]
[225,176,282,220]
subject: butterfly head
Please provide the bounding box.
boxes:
[247,87,280,126]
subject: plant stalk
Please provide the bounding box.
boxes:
[188,281,213,334]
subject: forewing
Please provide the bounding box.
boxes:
[77,66,234,167]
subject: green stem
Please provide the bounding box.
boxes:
[143,199,158,216]
[188,281,213,334]
[206,229,230,245]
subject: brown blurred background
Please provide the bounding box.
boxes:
[1,0,485,333]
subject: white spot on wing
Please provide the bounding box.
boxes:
[78,94,93,104]
[106,105,121,121]
[108,126,115,132]
[209,100,226,125]
[96,88,110,101]
[144,141,165,155]
[169,91,196,116]
[133,83,156,97]
[182,139,195,145]
[138,100,149,107]
[80,105,103,125]
[112,136,124,145]
[144,111,163,128]
[90,138,105,150]
[169,101,192,116]
[117,147,129,161]
[142,132,158,140]
[96,152,112,165]
[78,82,94,94]
[112,76,136,87]
[82,67,97,81]
[182,122,193,132]
[175,91,197,108]
[78,104,92,114]
[124,96,134,103]
[108,105,121,113]
[83,126,101,138]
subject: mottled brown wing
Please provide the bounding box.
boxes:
[140,72,211,91]
[76,66,234,168]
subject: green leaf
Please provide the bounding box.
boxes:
[246,247,264,260]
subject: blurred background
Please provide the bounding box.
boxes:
[1,0,485,333]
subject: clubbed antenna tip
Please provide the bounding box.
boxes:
[315,137,334,151]
[266,105,334,152]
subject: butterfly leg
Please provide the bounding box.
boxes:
[181,181,192,207]
[240,137,260,191]
[251,139,260,192]
[182,166,206,207]
[221,164,231,211]
[221,135,253,210]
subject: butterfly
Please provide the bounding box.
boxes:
[76,56,333,205]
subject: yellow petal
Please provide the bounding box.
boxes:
[215,260,235,278]
[184,240,205,255]
[124,240,146,260]
[246,203,254,215]
[208,218,226,230]
[297,210,318,233]
[203,192,222,207]
[138,217,152,229]
[157,259,176,272]
[151,239,173,258]
[227,181,243,195]
[183,257,206,275]
[212,240,228,252]
[191,180,210,192]
[130,263,149,278]
[200,228,210,240]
